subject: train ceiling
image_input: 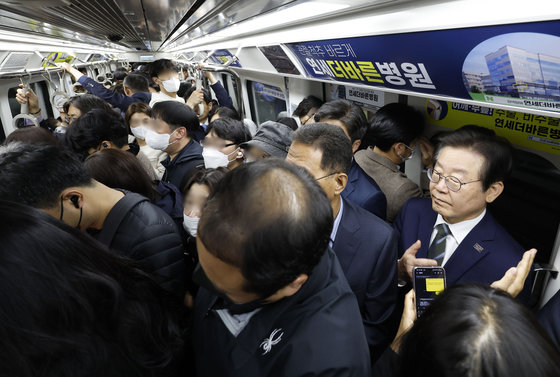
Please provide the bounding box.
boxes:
[0,0,409,51]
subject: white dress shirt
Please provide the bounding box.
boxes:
[430,209,487,266]
[329,199,344,248]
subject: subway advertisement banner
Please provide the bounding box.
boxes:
[285,20,560,113]
[426,99,560,155]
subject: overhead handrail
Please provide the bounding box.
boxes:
[42,68,70,107]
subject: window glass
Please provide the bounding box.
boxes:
[246,80,286,124]
[220,72,238,112]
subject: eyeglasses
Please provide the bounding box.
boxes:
[315,172,337,181]
[302,113,316,125]
[200,140,236,149]
[427,168,481,192]
[403,143,414,153]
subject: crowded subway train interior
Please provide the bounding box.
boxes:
[0,0,560,375]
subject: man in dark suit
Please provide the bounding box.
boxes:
[539,288,560,349]
[287,122,398,363]
[314,99,387,220]
[394,126,529,300]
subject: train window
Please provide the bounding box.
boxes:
[220,72,239,111]
[33,81,54,119]
[247,80,286,124]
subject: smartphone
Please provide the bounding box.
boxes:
[413,266,446,318]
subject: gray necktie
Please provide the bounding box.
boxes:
[427,223,451,265]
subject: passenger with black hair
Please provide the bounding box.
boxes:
[148,59,185,107]
[208,105,241,123]
[125,102,167,178]
[83,148,184,232]
[202,117,251,170]
[0,143,186,298]
[287,123,398,364]
[65,93,114,125]
[64,108,157,180]
[395,125,534,306]
[147,101,204,190]
[292,94,324,127]
[0,201,185,377]
[59,62,152,113]
[315,99,387,220]
[184,63,234,128]
[181,167,229,289]
[393,283,557,377]
[276,116,299,131]
[192,159,370,376]
[355,103,432,223]
[4,126,59,145]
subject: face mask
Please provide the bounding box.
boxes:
[130,125,148,140]
[202,147,238,169]
[160,77,180,93]
[192,263,267,314]
[183,213,200,237]
[145,129,177,151]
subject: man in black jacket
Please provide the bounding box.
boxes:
[192,159,370,376]
[0,143,185,297]
[147,101,204,191]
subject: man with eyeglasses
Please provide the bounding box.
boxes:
[287,123,398,365]
[314,99,388,220]
[394,126,531,302]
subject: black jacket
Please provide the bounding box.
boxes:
[91,192,185,297]
[162,139,204,191]
[192,248,371,377]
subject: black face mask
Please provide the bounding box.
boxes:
[192,263,267,315]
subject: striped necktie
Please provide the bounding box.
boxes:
[427,223,451,266]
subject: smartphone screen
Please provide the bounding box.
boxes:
[413,266,446,318]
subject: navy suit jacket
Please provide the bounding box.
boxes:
[332,198,398,362]
[78,76,151,113]
[341,160,387,220]
[538,289,560,349]
[394,198,526,290]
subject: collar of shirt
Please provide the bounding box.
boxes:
[431,208,486,265]
[329,198,344,247]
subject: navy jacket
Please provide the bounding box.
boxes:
[210,81,234,109]
[538,289,560,349]
[332,198,398,362]
[90,192,185,297]
[162,139,204,191]
[192,248,371,377]
[78,76,151,113]
[394,198,527,291]
[341,160,387,220]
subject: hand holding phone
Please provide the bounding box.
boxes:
[413,266,446,318]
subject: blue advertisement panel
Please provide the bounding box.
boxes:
[208,49,242,67]
[285,21,560,113]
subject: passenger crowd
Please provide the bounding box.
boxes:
[2,58,560,377]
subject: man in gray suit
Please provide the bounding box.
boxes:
[355,103,433,223]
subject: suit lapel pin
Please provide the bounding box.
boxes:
[473,243,484,253]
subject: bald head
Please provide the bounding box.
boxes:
[198,159,333,297]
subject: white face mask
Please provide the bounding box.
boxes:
[202,147,238,169]
[145,129,177,151]
[130,125,148,140]
[160,77,180,93]
[183,213,200,237]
